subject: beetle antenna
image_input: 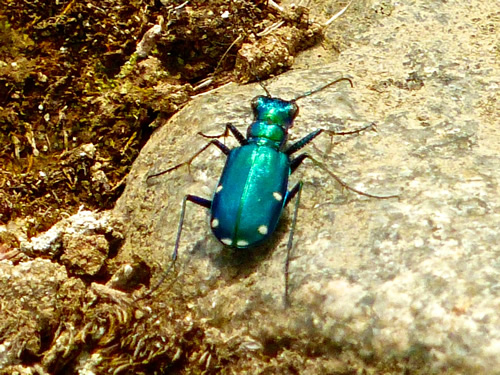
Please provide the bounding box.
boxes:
[257,79,272,97]
[294,77,353,101]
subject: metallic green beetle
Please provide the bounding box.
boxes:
[144,78,394,305]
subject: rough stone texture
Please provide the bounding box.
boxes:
[60,231,110,276]
[2,0,497,374]
[115,0,499,373]
[20,210,122,260]
[0,210,130,373]
[0,259,80,370]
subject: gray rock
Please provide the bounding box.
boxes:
[114,0,500,373]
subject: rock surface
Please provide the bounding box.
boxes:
[115,0,500,373]
[1,0,498,373]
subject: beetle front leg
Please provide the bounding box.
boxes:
[285,129,323,156]
[285,123,376,156]
[199,123,247,146]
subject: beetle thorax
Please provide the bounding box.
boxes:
[247,96,299,147]
[247,121,285,146]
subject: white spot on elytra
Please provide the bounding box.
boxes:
[221,238,232,246]
[258,225,268,235]
[211,218,219,228]
[237,240,249,247]
[273,192,282,201]
[216,185,223,193]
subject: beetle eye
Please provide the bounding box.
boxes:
[251,96,263,111]
[288,103,299,123]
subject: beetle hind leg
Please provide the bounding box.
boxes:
[283,181,303,308]
[135,194,211,301]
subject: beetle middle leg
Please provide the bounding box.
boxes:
[146,123,246,183]
[287,125,397,199]
[291,153,398,199]
[146,139,230,182]
[304,155,398,199]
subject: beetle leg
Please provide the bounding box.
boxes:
[227,123,248,145]
[323,122,375,137]
[285,129,322,156]
[283,181,303,308]
[146,140,230,181]
[289,153,309,174]
[292,152,397,199]
[306,155,399,199]
[136,194,211,301]
[199,123,248,145]
[171,195,211,264]
[285,123,375,156]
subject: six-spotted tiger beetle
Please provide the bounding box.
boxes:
[141,77,398,306]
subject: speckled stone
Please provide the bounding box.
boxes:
[115,0,499,373]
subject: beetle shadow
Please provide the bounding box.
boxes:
[209,216,291,285]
